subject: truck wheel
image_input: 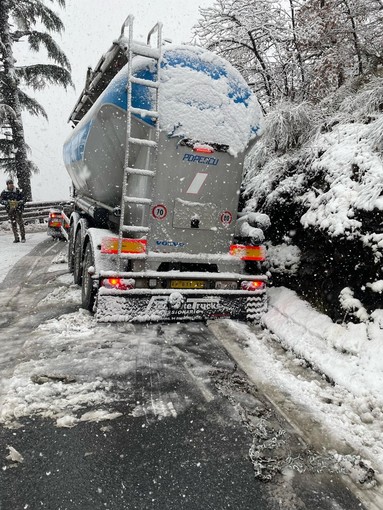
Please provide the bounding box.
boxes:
[82,242,97,312]
[68,223,75,272]
[73,229,83,285]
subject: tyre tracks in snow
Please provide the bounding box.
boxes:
[0,238,77,377]
[208,318,383,510]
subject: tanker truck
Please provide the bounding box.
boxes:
[64,15,267,322]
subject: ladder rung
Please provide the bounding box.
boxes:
[121,225,150,233]
[124,196,152,204]
[126,168,155,177]
[130,43,161,59]
[128,137,157,148]
[130,106,159,119]
[130,76,160,89]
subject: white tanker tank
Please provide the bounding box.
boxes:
[64,16,268,323]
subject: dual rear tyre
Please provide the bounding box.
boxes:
[69,221,97,312]
[73,229,83,285]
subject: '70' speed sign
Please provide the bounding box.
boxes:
[152,204,167,220]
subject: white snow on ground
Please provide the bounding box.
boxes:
[1,234,383,497]
[0,231,47,283]
[213,287,383,478]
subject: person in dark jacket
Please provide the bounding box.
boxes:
[0,179,26,243]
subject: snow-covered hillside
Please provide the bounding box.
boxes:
[243,76,383,323]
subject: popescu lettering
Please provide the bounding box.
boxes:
[182,153,219,166]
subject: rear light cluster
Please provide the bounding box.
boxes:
[101,278,135,290]
[100,239,265,263]
[240,280,265,291]
[215,280,265,291]
[48,211,69,229]
[101,277,264,292]
[48,212,63,228]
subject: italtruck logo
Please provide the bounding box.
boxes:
[182,153,219,166]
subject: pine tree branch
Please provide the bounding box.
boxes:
[27,31,71,70]
[11,30,32,42]
[13,0,65,33]
[17,90,47,118]
[16,64,73,90]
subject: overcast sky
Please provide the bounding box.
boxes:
[16,0,215,201]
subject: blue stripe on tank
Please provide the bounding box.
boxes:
[98,49,253,120]
[63,120,92,164]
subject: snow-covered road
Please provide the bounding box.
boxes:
[0,232,382,508]
[0,230,48,283]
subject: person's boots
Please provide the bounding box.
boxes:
[13,238,20,243]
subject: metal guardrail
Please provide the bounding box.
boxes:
[0,200,73,225]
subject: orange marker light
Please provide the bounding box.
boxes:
[229,244,265,261]
[101,237,147,254]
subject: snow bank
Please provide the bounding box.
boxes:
[264,287,383,397]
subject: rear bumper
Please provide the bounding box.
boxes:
[95,289,267,322]
[47,226,65,238]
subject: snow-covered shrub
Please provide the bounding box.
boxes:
[299,121,383,238]
[339,287,369,323]
[265,242,301,276]
[366,280,383,294]
[261,101,322,153]
[235,211,271,244]
[337,78,383,123]
[320,76,383,125]
[361,233,383,263]
[368,116,383,154]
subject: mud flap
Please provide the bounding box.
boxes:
[95,292,267,322]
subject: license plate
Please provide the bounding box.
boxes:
[170,280,205,289]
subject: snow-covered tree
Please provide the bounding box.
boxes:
[194,0,383,107]
[297,0,383,101]
[0,0,72,200]
[193,0,300,111]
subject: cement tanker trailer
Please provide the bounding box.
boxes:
[64,15,267,322]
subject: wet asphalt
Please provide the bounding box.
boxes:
[0,236,368,510]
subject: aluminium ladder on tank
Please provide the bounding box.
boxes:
[117,15,163,269]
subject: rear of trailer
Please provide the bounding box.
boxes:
[64,15,267,322]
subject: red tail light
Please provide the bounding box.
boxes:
[193,144,214,154]
[241,280,265,291]
[102,278,135,290]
